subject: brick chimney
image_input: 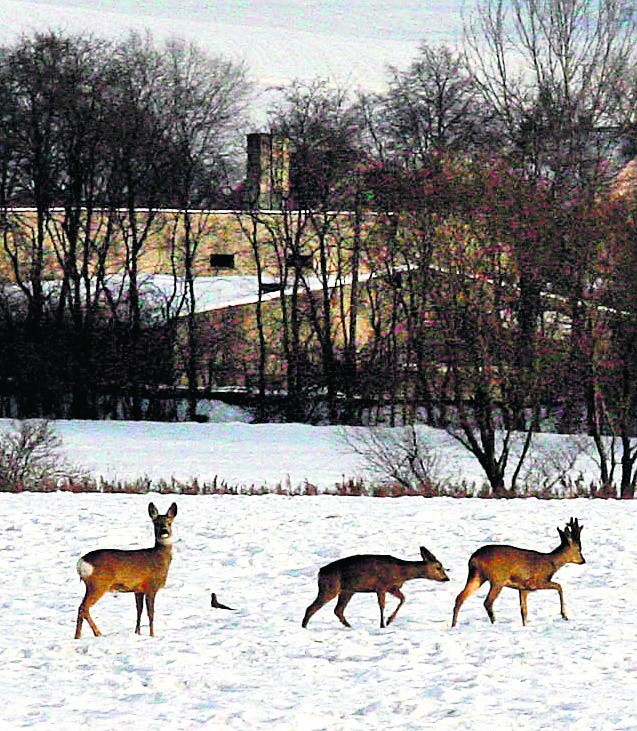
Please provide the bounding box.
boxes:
[246,133,291,209]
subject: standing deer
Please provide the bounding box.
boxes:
[451,517,585,627]
[75,502,177,639]
[302,546,449,629]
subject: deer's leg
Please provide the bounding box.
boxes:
[75,609,84,640]
[135,593,144,634]
[545,581,567,620]
[302,596,327,628]
[376,591,387,628]
[334,591,354,628]
[452,571,484,627]
[484,583,503,623]
[519,590,530,626]
[75,583,106,639]
[386,587,406,626]
[145,593,156,637]
[75,601,84,640]
[302,575,339,628]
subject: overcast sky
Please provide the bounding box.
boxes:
[0,0,471,94]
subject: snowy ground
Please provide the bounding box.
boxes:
[0,416,602,493]
[1,492,635,730]
[0,415,631,728]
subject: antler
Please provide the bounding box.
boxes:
[562,517,583,544]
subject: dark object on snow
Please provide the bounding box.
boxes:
[210,592,235,610]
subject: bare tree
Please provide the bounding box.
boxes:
[378,42,493,166]
[0,33,116,416]
[343,424,446,494]
[147,39,251,420]
[0,31,252,420]
[2,33,67,333]
[451,0,637,493]
[101,34,176,418]
[576,194,637,497]
[517,434,592,495]
[266,80,371,422]
[464,0,636,184]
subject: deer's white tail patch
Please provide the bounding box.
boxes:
[77,558,94,580]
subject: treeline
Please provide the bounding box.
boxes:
[238,0,637,497]
[0,31,251,421]
[1,0,637,497]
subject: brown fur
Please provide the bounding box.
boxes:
[74,502,177,639]
[452,517,585,627]
[302,546,449,628]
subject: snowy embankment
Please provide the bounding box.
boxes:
[0,416,601,492]
[1,493,635,730]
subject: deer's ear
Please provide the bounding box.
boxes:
[148,503,159,519]
[557,526,566,542]
[168,502,178,519]
[420,546,435,562]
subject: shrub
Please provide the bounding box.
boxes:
[0,420,86,491]
[342,424,450,495]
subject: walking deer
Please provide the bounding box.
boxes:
[302,546,449,629]
[451,517,584,627]
[74,502,177,639]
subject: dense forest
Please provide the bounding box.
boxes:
[2,0,637,496]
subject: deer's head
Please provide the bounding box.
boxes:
[557,517,585,565]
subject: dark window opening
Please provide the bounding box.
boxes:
[210,253,235,269]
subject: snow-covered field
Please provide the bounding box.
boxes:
[1,492,635,730]
[0,416,601,493]
[0,415,634,728]
[0,414,637,731]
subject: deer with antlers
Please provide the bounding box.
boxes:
[451,517,585,627]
